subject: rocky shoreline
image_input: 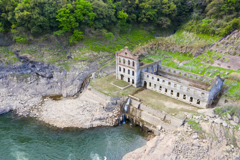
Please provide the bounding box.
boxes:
[123,109,240,160]
[1,53,240,160]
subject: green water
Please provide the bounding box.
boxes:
[0,113,147,160]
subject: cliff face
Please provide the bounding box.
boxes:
[0,52,100,116]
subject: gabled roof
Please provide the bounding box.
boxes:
[116,47,136,60]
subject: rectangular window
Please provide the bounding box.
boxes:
[132,71,134,76]
[128,70,130,74]
[119,67,121,71]
[177,92,179,97]
[123,68,125,73]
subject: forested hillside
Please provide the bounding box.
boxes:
[0,0,239,45]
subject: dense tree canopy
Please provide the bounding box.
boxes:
[0,0,239,43]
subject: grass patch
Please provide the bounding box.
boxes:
[113,79,129,87]
[188,120,202,130]
[90,74,139,97]
[141,50,193,64]
[165,30,220,46]
[223,79,240,100]
[214,106,240,118]
[83,27,154,53]
[133,89,197,119]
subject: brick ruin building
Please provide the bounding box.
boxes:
[116,47,225,108]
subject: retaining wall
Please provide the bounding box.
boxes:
[128,99,185,130]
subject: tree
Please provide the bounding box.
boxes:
[55,0,96,43]
[91,0,117,29]
[0,0,18,32]
[161,0,177,17]
[14,0,60,35]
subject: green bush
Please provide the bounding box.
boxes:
[218,18,240,36]
[188,120,202,130]
[214,106,240,118]
[14,36,28,43]
[105,32,114,40]
[69,30,84,45]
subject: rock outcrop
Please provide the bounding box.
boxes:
[0,52,100,116]
[123,109,240,160]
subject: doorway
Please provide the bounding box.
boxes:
[143,81,147,88]
[121,74,124,80]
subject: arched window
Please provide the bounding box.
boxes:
[123,59,125,64]
[190,97,193,102]
[119,58,121,63]
[128,60,130,65]
[183,94,186,100]
[133,61,135,67]
[159,86,162,91]
[197,99,200,105]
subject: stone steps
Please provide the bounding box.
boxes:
[80,90,107,105]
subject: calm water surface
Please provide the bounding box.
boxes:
[0,113,147,160]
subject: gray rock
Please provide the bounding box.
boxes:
[230,121,238,126]
[157,125,162,131]
[214,118,223,124]
[171,117,185,127]
[222,121,228,127]
[205,109,215,118]
[187,114,192,119]
[0,107,11,115]
[192,133,198,139]
[227,113,232,120]
[233,116,239,124]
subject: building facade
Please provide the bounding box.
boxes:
[116,47,224,108]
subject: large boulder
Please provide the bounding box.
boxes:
[227,113,232,120]
[171,117,185,127]
[233,116,239,124]
[205,109,215,118]
[214,118,223,124]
